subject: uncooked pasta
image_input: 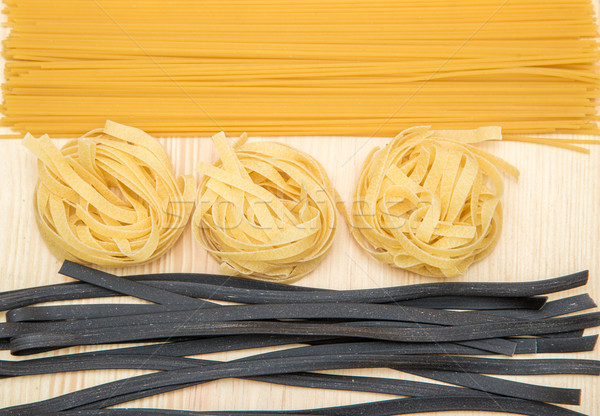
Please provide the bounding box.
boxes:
[192,132,338,282]
[347,126,519,277]
[1,0,599,144]
[23,121,196,266]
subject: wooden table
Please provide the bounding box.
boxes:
[0,135,598,415]
[1,7,599,416]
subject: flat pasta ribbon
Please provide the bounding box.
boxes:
[23,120,196,266]
[347,126,519,278]
[192,132,338,283]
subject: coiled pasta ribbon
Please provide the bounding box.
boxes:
[193,132,338,283]
[348,126,519,277]
[23,121,196,266]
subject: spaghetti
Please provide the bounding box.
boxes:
[1,0,599,143]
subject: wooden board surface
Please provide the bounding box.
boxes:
[1,5,600,416]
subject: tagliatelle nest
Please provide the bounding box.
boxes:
[192,132,339,283]
[347,126,519,277]
[23,121,196,266]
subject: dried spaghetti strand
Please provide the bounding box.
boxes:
[23,121,196,266]
[192,132,339,282]
[348,126,518,277]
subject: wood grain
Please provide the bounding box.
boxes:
[0,4,599,415]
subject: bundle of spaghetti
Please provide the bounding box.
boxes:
[192,132,338,282]
[347,126,519,278]
[23,121,196,266]
[2,0,600,144]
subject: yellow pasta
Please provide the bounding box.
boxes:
[23,121,196,266]
[347,126,518,277]
[1,0,599,145]
[192,132,338,282]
